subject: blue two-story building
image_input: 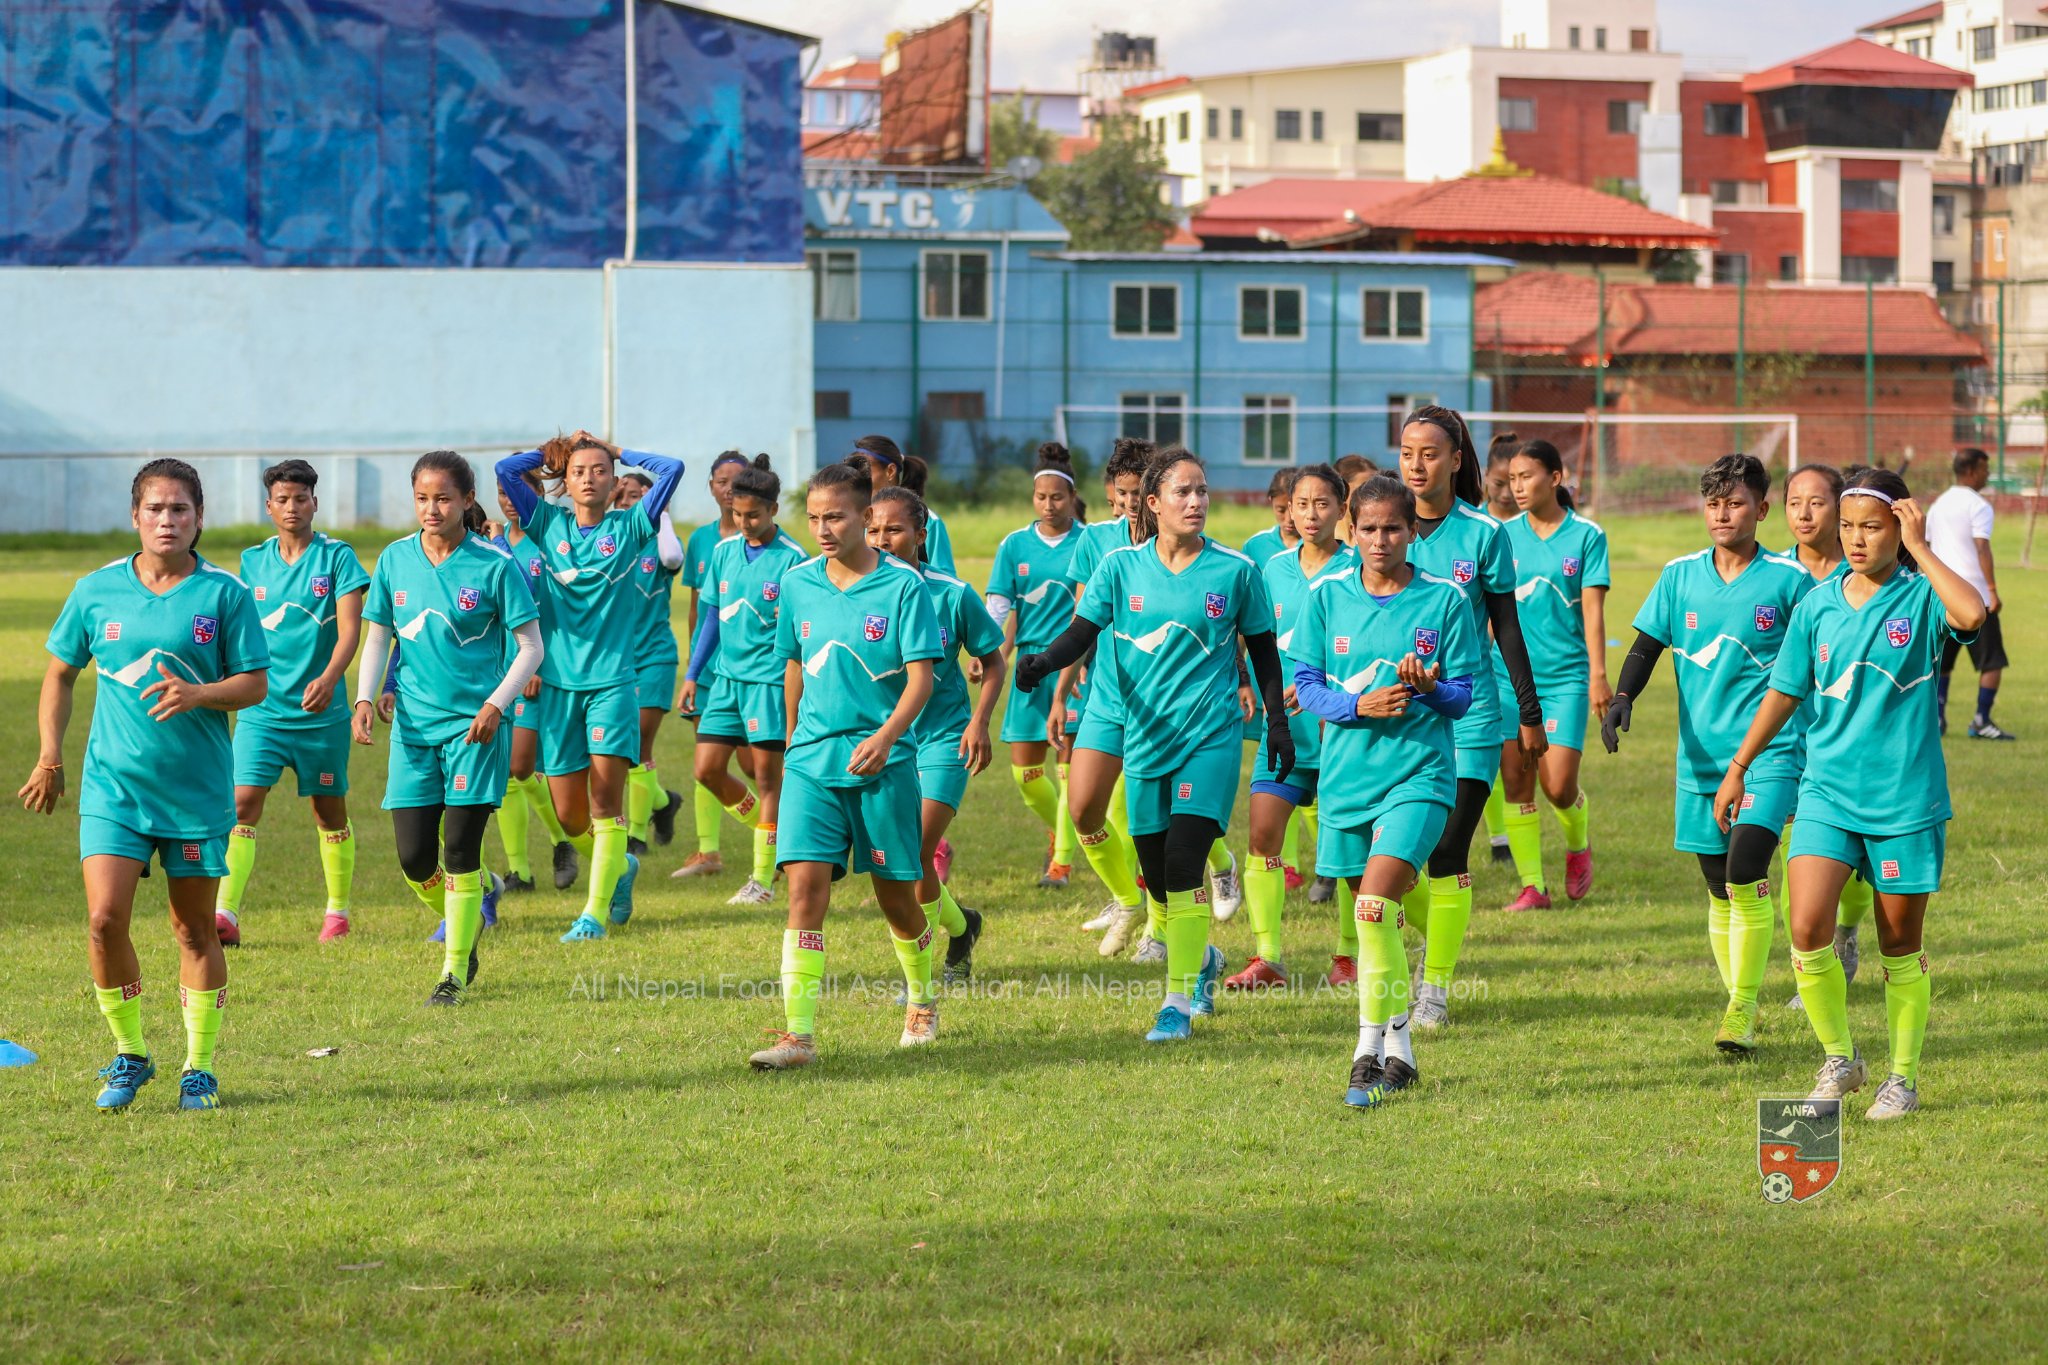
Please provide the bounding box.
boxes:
[806,172,1502,493]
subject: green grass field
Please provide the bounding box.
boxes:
[3,505,2045,1362]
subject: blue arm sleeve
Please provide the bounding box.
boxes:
[1412,674,1474,719]
[496,450,545,525]
[625,452,687,523]
[1293,660,1359,725]
[381,642,401,696]
[685,610,720,683]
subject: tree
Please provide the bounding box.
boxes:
[1034,116,1177,252]
[991,94,1058,173]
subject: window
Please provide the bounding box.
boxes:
[1500,97,1535,132]
[1712,253,1749,285]
[1841,179,1899,213]
[1384,394,1433,448]
[1357,112,1403,141]
[1631,28,1651,51]
[1933,193,1956,235]
[925,391,985,422]
[1906,36,1931,57]
[1779,254,1800,282]
[1842,255,1899,284]
[806,249,859,321]
[1568,25,1580,48]
[1703,102,1746,136]
[2019,24,2048,41]
[1206,107,1218,139]
[1608,100,1644,135]
[1995,228,2007,262]
[814,390,851,421]
[1243,396,1294,464]
[1933,260,1956,292]
[1113,282,1179,337]
[1711,180,1765,206]
[1974,25,1996,61]
[1275,109,1303,140]
[922,250,990,320]
[1239,285,1304,339]
[1120,392,1184,445]
[1207,183,1219,199]
[1230,107,1243,139]
[1362,286,1427,340]
[1311,110,1324,141]
[1177,110,1190,141]
[1594,26,1607,49]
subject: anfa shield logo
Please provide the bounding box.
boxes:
[639,555,657,574]
[1205,592,1228,619]
[864,614,889,642]
[1562,555,1582,577]
[762,581,780,601]
[1884,616,1913,648]
[311,574,332,598]
[1414,628,1439,658]
[527,558,543,579]
[1452,558,1476,585]
[1755,604,1778,632]
[456,586,481,612]
[596,535,618,558]
[939,626,950,648]
[191,615,218,645]
[1758,1098,1842,1203]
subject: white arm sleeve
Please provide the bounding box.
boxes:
[485,619,546,715]
[657,511,685,569]
[985,593,1014,627]
[356,622,393,707]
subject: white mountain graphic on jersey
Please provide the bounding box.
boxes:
[804,641,905,682]
[260,601,332,631]
[1818,661,1934,701]
[1115,621,1220,656]
[720,599,771,627]
[103,650,202,688]
[1672,634,1769,670]
[396,609,497,647]
[550,564,634,588]
[1515,576,1576,609]
[1331,658,1403,692]
[1021,580,1060,606]
[1277,628,1294,650]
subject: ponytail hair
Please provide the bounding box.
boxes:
[730,453,780,505]
[1106,436,1154,482]
[1513,439,1576,511]
[1486,430,1520,466]
[1405,404,1484,507]
[540,433,611,497]
[900,454,930,497]
[1347,473,1419,529]
[1134,445,1204,542]
[1841,466,1918,571]
[871,486,930,564]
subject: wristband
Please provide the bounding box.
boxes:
[37,761,62,771]
[1730,758,1749,772]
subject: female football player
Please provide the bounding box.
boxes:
[674,449,753,879]
[611,470,685,858]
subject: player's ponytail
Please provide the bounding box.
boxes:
[1842,466,1918,572]
[1406,404,1484,507]
[1515,439,1576,511]
[730,454,781,506]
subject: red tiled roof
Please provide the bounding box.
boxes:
[1290,174,1719,250]
[1123,75,1191,100]
[1861,3,1941,30]
[810,59,881,88]
[1476,271,1984,361]
[1189,177,1422,238]
[1743,37,1972,92]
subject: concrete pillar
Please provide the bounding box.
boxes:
[1797,153,1841,285]
[1897,157,1934,289]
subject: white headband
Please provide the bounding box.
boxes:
[1034,469,1075,486]
[1841,487,1896,506]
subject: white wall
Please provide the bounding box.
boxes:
[1501,0,1658,50]
[0,265,813,533]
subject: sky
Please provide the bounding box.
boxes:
[721,0,1904,88]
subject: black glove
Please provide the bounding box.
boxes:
[1014,652,1054,693]
[1265,721,1296,787]
[1600,693,1632,755]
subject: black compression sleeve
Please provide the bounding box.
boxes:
[1028,616,1104,675]
[1615,631,1667,702]
[1243,631,1287,722]
[1485,590,1544,728]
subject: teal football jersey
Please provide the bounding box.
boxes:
[47,555,269,838]
[1768,567,1967,834]
[914,565,1007,743]
[682,521,725,594]
[1242,524,1287,563]
[500,532,555,639]
[774,554,944,786]
[1289,568,1481,825]
[1260,541,1358,773]
[1075,538,1272,778]
[238,533,369,731]
[628,542,682,668]
[925,511,958,577]
[1503,509,1610,694]
[1634,546,1815,792]
[522,499,660,688]
[1068,517,1135,724]
[364,533,537,747]
[1410,503,1518,746]
[700,530,810,684]
[989,523,1084,651]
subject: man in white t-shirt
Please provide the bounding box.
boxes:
[1926,447,2014,740]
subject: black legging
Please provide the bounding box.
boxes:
[391,804,494,883]
[1425,777,1495,878]
[1131,814,1226,899]
[1697,823,1779,899]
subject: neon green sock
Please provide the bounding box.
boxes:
[570,827,595,866]
[442,869,484,979]
[582,818,628,917]
[95,981,147,1057]
[498,779,533,879]
[891,918,937,1007]
[1011,763,1059,831]
[1505,801,1545,892]
[628,764,655,844]
[1107,775,1139,877]
[1301,802,1319,852]
[649,772,671,813]
[722,789,759,836]
[1281,809,1303,872]
[1162,887,1210,997]
[694,783,724,855]
[1422,873,1474,989]
[217,824,257,914]
[1791,944,1854,1059]
[1401,880,1431,942]
[1146,897,1168,943]
[782,927,825,1035]
[1336,887,1359,958]
[753,823,777,885]
[1077,822,1141,909]
[179,980,225,1073]
[317,822,355,915]
[1838,874,1874,929]
[525,775,568,846]
[1880,950,1930,1083]
[1483,777,1507,842]
[926,883,967,938]
[1706,894,1735,992]
[1053,763,1079,865]
[405,867,445,912]
[1726,878,1775,1010]
[1246,855,1286,962]
[1206,839,1230,874]
[1354,892,1406,1026]
[1552,791,1590,853]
